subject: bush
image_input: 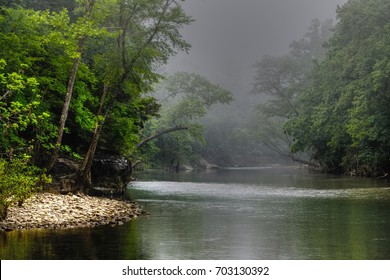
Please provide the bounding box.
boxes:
[0,156,50,220]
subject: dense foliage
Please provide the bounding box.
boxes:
[0,156,50,219]
[0,0,195,215]
[283,0,390,176]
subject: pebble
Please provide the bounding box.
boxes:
[0,192,146,231]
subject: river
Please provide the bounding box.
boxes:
[1,167,390,259]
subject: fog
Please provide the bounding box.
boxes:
[162,0,348,167]
[166,0,347,93]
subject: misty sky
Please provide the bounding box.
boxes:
[166,0,348,93]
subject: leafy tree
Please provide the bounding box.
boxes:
[0,6,101,163]
[252,19,333,166]
[46,0,112,170]
[0,1,196,194]
[285,0,390,176]
[73,0,193,190]
[138,72,233,169]
[0,8,67,216]
[0,59,53,156]
[0,60,52,219]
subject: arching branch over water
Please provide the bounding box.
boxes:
[136,125,189,150]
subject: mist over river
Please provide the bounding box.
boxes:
[2,167,390,259]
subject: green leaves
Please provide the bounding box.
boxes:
[285,0,390,175]
[158,72,233,127]
[0,60,51,154]
[0,156,50,220]
[0,1,196,191]
[166,72,233,108]
[138,72,233,168]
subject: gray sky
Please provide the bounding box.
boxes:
[166,0,348,93]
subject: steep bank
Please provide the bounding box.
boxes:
[0,192,145,231]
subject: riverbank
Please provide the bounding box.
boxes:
[0,192,145,231]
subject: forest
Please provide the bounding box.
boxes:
[248,0,390,178]
[1,0,390,218]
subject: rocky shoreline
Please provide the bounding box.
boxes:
[0,192,146,231]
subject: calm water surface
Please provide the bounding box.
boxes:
[1,167,390,259]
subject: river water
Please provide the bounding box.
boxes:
[1,167,390,259]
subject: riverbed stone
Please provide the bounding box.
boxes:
[0,192,146,231]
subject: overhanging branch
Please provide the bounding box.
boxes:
[136,125,189,149]
[263,142,320,168]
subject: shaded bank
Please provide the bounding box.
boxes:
[51,156,132,195]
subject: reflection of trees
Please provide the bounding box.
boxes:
[0,221,149,259]
[3,177,390,260]
[134,202,206,259]
[292,198,390,259]
[1,230,56,259]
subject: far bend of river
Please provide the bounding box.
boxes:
[2,167,390,259]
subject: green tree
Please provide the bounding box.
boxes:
[138,72,233,169]
[252,19,332,166]
[73,0,193,191]
[0,60,52,219]
[285,0,390,176]
[0,6,101,164]
[0,59,53,157]
[0,1,197,193]
[46,0,112,170]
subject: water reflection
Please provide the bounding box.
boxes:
[0,222,150,259]
[128,168,390,259]
[1,167,390,259]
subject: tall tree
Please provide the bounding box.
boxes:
[73,0,193,191]
[252,19,333,165]
[46,0,106,171]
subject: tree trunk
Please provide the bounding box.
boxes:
[73,122,104,192]
[72,0,179,191]
[46,37,86,171]
[73,84,109,193]
[46,0,97,171]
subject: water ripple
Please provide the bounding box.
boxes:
[129,181,390,201]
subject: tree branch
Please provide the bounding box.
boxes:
[263,142,320,168]
[136,125,189,149]
[1,89,12,101]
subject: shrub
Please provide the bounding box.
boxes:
[0,155,51,220]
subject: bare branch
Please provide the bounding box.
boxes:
[1,89,12,101]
